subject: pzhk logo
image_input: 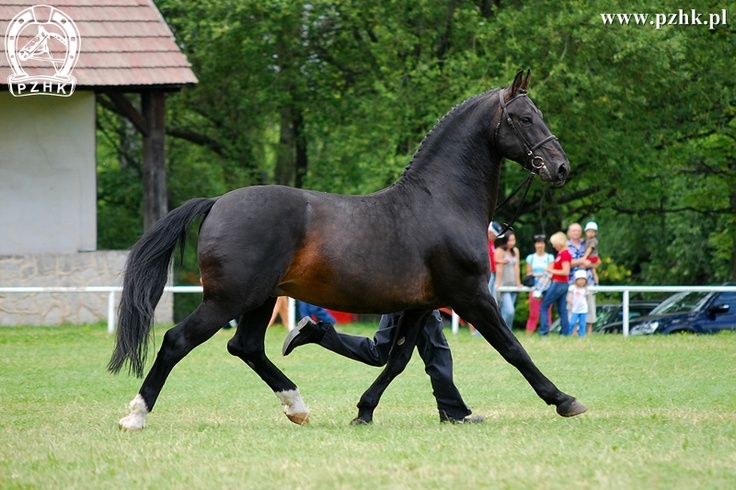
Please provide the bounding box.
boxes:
[5,5,81,97]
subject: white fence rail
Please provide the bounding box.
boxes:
[0,287,299,333]
[2,285,735,337]
[452,285,736,336]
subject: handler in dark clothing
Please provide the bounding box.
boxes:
[282,310,484,424]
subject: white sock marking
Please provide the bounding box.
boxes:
[119,393,148,431]
[276,389,310,424]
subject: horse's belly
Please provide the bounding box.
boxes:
[278,282,435,314]
[280,250,436,313]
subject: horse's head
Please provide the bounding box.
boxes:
[494,70,570,187]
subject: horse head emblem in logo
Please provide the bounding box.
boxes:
[5,4,81,97]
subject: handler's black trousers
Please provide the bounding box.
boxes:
[318,310,472,420]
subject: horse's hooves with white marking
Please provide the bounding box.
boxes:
[556,398,588,417]
[286,412,310,425]
[119,414,145,431]
[277,389,310,426]
[118,394,148,430]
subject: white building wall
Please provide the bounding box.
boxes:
[0,91,174,325]
[0,91,96,254]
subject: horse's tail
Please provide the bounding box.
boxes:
[108,197,217,377]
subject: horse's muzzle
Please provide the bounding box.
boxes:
[554,161,570,187]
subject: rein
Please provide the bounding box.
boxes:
[495,171,536,238]
[493,89,558,238]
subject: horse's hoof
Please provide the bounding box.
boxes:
[119,394,148,431]
[119,414,145,431]
[350,417,372,426]
[556,398,588,417]
[286,412,310,426]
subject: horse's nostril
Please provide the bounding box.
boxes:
[558,164,569,181]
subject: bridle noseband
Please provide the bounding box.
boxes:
[493,89,559,237]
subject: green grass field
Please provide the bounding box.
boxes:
[1,323,734,489]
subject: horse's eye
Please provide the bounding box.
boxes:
[521,116,533,125]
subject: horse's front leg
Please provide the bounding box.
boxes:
[454,293,587,417]
[352,310,429,425]
[226,299,310,425]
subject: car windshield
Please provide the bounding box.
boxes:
[595,305,617,325]
[651,292,709,315]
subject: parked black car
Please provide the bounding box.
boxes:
[592,300,661,331]
[599,288,736,335]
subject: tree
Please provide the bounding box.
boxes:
[98,0,735,286]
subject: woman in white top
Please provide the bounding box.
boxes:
[525,234,554,334]
[494,232,521,330]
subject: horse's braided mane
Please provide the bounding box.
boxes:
[396,88,501,180]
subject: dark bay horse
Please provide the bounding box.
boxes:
[109,71,586,430]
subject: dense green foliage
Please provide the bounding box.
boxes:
[1,324,735,488]
[97,0,735,286]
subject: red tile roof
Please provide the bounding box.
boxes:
[0,0,197,89]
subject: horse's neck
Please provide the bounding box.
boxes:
[390,95,502,223]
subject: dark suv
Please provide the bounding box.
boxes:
[602,289,736,335]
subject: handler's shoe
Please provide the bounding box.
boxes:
[282,317,328,356]
[439,411,485,424]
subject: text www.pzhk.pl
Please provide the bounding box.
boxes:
[600,9,728,30]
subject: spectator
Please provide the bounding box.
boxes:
[494,231,521,329]
[267,296,290,328]
[525,234,554,335]
[282,311,484,424]
[297,301,336,324]
[567,270,590,336]
[583,221,600,285]
[567,223,598,336]
[539,232,572,336]
[487,221,503,297]
[470,221,503,336]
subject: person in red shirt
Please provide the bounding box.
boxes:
[469,221,503,336]
[487,221,503,297]
[538,231,572,336]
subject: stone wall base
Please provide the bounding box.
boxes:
[0,252,173,326]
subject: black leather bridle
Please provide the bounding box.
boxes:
[493,89,559,237]
[494,89,559,173]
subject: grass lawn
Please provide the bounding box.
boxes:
[1,322,734,489]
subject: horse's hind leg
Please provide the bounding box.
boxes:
[226,298,309,425]
[352,310,428,425]
[119,301,231,431]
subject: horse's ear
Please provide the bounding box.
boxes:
[521,69,531,92]
[510,70,524,96]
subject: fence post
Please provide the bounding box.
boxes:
[107,290,116,334]
[622,289,630,337]
[287,297,296,331]
[451,311,460,334]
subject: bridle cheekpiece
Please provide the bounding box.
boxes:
[494,89,558,173]
[492,88,559,237]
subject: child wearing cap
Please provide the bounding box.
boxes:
[567,270,590,336]
[583,221,600,285]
